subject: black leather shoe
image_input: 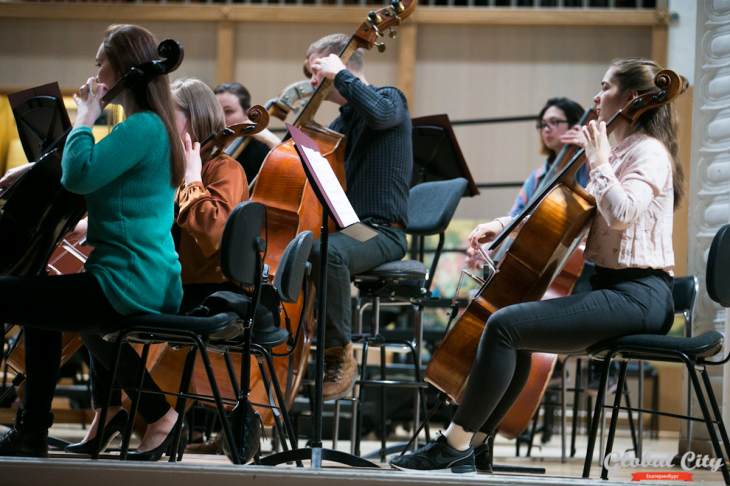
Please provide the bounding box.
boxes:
[65,409,128,455]
[0,409,51,458]
[126,420,186,462]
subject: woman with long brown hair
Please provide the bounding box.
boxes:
[393,57,683,474]
[0,24,184,458]
[66,78,250,461]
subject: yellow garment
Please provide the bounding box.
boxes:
[0,96,24,176]
[0,95,122,175]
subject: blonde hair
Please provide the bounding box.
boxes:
[610,58,684,207]
[170,78,225,143]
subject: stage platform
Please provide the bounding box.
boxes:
[0,456,647,486]
[0,425,724,485]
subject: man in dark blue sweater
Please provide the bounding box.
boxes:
[306,33,412,400]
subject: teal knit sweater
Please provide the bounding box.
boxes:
[61,111,182,315]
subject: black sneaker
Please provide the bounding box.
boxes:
[473,443,493,473]
[390,433,475,473]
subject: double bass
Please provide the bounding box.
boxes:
[247,0,417,421]
[425,69,686,439]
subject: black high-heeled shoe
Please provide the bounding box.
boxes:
[126,420,186,462]
[65,409,129,455]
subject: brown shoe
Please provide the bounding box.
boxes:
[323,343,358,401]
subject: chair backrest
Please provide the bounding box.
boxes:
[672,275,698,336]
[707,223,730,308]
[406,178,468,236]
[273,231,313,303]
[220,201,266,287]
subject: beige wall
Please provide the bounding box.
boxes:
[0,18,651,220]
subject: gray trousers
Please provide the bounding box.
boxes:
[310,222,407,348]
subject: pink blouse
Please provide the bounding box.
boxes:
[584,132,675,273]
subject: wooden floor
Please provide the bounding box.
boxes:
[0,424,726,486]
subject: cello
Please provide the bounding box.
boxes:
[247,0,417,422]
[425,69,686,439]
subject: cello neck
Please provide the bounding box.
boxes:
[292,40,361,128]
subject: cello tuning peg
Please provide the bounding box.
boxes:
[368,10,383,25]
[390,0,405,13]
[388,28,397,39]
[375,42,386,53]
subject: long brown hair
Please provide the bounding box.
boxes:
[171,78,225,144]
[102,24,185,187]
[609,58,684,207]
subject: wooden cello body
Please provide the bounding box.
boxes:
[426,69,686,439]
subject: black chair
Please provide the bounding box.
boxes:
[341,177,468,460]
[582,225,730,484]
[549,274,699,462]
[97,202,311,464]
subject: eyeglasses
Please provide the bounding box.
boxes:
[536,118,569,130]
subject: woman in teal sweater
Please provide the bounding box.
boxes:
[0,24,184,458]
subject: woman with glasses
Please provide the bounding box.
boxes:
[467,98,587,265]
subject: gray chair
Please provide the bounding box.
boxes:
[342,177,468,461]
[583,224,730,485]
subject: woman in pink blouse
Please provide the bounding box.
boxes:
[391,58,684,474]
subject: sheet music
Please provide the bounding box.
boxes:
[300,145,359,228]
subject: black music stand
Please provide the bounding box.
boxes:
[411,114,479,196]
[8,82,72,163]
[258,125,378,469]
[1,83,75,450]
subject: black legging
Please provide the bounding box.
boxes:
[452,267,674,435]
[0,273,124,426]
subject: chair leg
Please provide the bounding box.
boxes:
[650,374,659,439]
[582,354,612,479]
[354,339,369,457]
[256,359,288,452]
[194,337,240,465]
[412,303,427,446]
[94,332,126,460]
[623,380,639,455]
[570,358,582,458]
[333,399,341,450]
[168,346,197,463]
[122,342,151,460]
[687,362,730,485]
[699,368,730,466]
[379,343,386,463]
[601,361,628,480]
[254,344,298,452]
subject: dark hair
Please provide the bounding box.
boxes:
[610,57,684,207]
[102,24,185,187]
[213,82,252,111]
[538,97,585,160]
